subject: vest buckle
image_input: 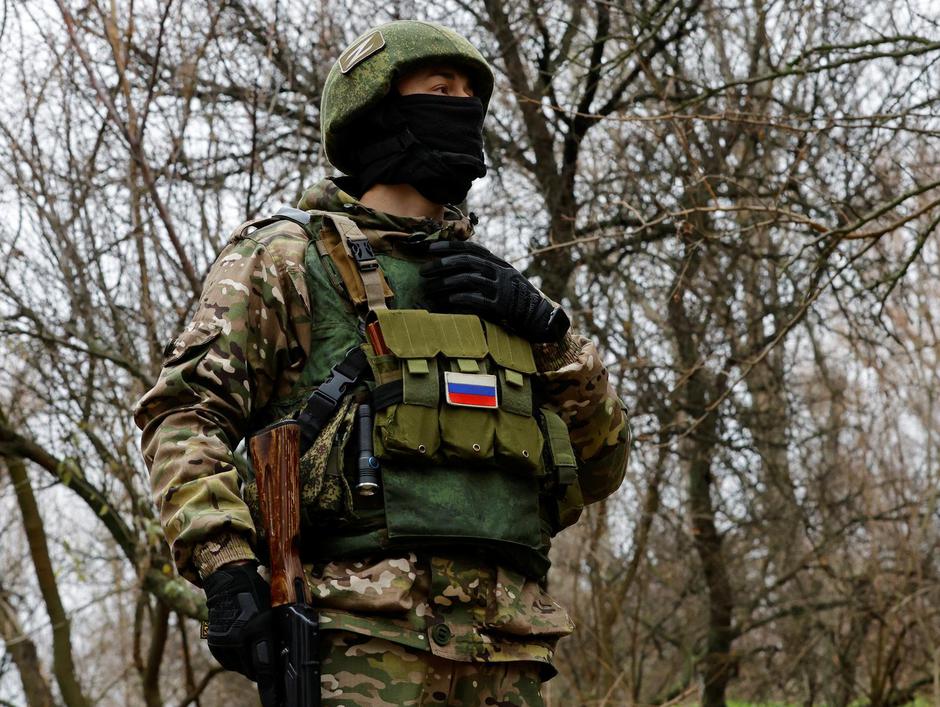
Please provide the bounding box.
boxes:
[348,237,378,271]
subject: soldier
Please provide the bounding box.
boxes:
[135,20,629,707]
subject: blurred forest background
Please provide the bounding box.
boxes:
[2,0,940,705]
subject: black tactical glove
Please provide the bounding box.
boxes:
[203,561,276,701]
[419,240,570,343]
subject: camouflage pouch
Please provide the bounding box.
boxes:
[486,322,544,474]
[371,309,447,462]
[484,565,574,638]
[242,397,357,538]
[540,407,584,532]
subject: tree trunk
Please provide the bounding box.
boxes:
[141,601,169,707]
[6,453,92,707]
[667,222,736,706]
[0,591,57,707]
[686,426,736,707]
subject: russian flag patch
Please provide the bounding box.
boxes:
[444,371,498,409]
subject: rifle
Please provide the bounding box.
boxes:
[249,420,320,707]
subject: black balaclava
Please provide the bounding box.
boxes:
[349,93,486,205]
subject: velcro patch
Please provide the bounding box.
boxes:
[338,30,386,74]
[444,371,498,409]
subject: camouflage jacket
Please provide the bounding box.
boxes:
[134,179,629,667]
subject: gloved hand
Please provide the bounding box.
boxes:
[203,561,276,698]
[419,241,570,343]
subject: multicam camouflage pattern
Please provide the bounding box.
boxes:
[534,334,630,490]
[135,221,312,580]
[320,631,545,706]
[134,178,627,667]
[192,533,256,579]
[309,554,571,668]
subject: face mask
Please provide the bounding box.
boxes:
[351,93,487,205]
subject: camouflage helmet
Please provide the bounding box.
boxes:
[320,20,495,175]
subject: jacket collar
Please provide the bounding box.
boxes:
[297,177,475,242]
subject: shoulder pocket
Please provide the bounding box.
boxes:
[162,321,223,366]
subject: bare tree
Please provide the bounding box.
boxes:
[2,1,940,705]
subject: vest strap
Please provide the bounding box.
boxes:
[231,206,315,242]
[274,206,312,225]
[308,210,390,313]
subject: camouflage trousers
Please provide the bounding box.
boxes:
[320,630,546,706]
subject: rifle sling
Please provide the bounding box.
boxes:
[371,380,404,411]
[297,347,370,455]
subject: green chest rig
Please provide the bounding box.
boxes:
[242,207,584,580]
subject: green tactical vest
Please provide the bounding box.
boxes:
[242,210,584,580]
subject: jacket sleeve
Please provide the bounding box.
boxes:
[134,229,311,583]
[533,332,629,504]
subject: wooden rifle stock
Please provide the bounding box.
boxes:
[249,420,319,707]
[250,420,306,606]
